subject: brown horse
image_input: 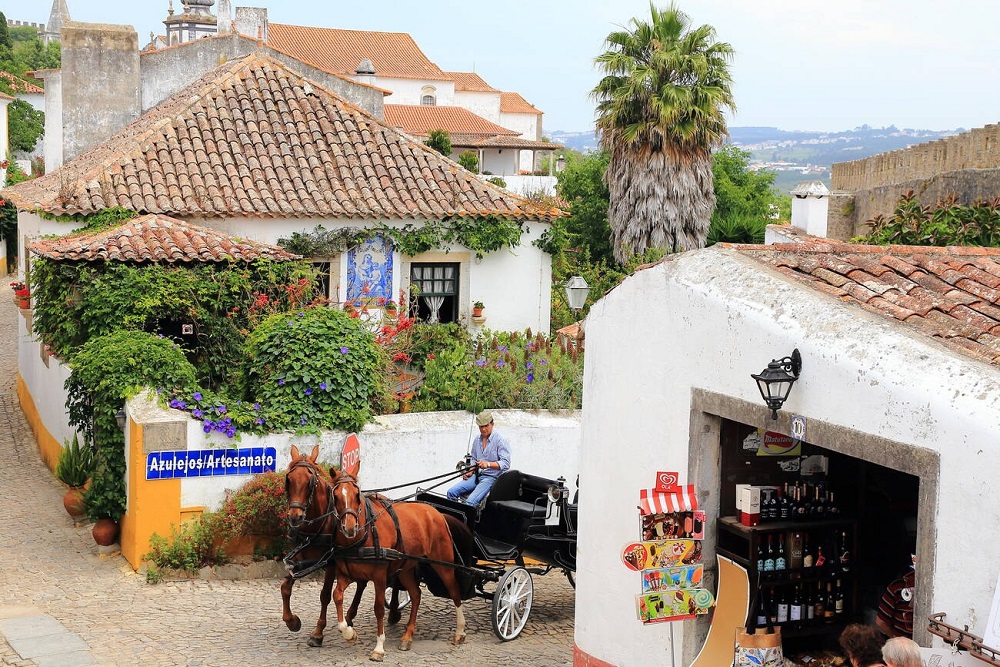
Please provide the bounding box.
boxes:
[325,470,467,661]
[282,444,369,647]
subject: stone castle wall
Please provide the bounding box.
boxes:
[830,123,1000,238]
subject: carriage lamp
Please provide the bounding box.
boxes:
[115,408,127,432]
[547,476,568,503]
[751,348,802,420]
[564,276,590,313]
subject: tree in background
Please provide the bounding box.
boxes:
[707,144,783,245]
[593,3,735,261]
[8,100,43,152]
[424,129,452,157]
[457,150,479,172]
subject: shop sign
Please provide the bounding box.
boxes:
[758,430,801,457]
[146,447,277,479]
[790,415,807,441]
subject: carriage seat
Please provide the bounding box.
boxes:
[486,470,551,519]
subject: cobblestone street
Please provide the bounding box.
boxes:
[0,296,576,667]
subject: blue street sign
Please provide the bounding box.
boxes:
[146,447,277,480]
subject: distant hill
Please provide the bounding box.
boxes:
[548,125,964,193]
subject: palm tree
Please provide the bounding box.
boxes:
[593,3,735,262]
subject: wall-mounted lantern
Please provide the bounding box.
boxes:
[751,349,802,420]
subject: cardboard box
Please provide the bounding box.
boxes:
[738,485,760,526]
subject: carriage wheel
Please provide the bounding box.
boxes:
[491,566,533,641]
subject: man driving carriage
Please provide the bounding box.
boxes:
[447,410,511,507]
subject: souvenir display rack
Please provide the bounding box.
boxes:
[928,613,1000,666]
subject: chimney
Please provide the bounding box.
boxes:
[355,58,376,87]
[217,0,232,35]
[61,22,140,165]
[234,7,268,42]
[790,180,830,237]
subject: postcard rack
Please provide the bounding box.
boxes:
[928,613,1000,666]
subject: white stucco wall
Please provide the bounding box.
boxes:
[136,404,581,511]
[16,213,554,335]
[500,111,541,172]
[378,77,455,107]
[453,90,500,123]
[18,314,75,448]
[34,70,63,170]
[479,150,519,177]
[576,246,1000,665]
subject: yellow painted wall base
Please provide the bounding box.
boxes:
[17,373,62,472]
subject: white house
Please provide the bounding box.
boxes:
[574,235,1000,665]
[3,43,564,334]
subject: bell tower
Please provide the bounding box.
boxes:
[40,0,71,45]
[163,0,217,46]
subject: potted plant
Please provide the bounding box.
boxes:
[55,434,94,520]
[85,458,123,546]
[384,299,398,318]
[10,281,29,308]
[473,300,485,317]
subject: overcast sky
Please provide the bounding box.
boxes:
[7,0,999,133]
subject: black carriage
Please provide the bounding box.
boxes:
[413,469,578,640]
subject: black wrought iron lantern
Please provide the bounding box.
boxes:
[751,349,802,420]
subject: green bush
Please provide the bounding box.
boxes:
[147,513,229,572]
[242,308,387,432]
[458,150,479,172]
[217,471,289,540]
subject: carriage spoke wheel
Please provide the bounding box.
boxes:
[491,566,533,641]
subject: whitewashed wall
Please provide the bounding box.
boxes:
[18,314,75,447]
[453,90,501,123]
[576,246,1000,665]
[120,393,581,512]
[378,77,456,107]
[16,213,555,335]
[500,111,541,172]
[479,150,519,177]
[34,70,62,170]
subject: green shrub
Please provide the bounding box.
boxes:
[217,471,289,541]
[147,513,229,571]
[458,151,479,172]
[242,308,387,432]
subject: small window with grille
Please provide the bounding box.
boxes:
[410,263,458,323]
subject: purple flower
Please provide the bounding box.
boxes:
[278,378,285,386]
[540,359,548,366]
[255,418,265,425]
[475,358,486,367]
[216,405,227,414]
[225,427,237,438]
[498,345,508,352]
[496,360,505,368]
[192,391,202,401]
[319,382,328,391]
[340,346,349,354]
[169,399,180,409]
[287,320,294,326]
[202,423,213,433]
[526,372,534,384]
[205,420,216,429]
[525,361,533,370]
[156,388,163,394]
[298,311,305,317]
[304,388,313,396]
[299,417,308,425]
[253,403,261,411]
[192,409,203,418]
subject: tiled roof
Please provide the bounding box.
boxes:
[0,71,44,94]
[735,240,1000,365]
[384,104,519,137]
[500,92,541,115]
[268,24,448,81]
[446,72,498,93]
[2,54,565,222]
[28,213,299,263]
[459,136,562,150]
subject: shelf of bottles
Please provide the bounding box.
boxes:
[717,482,858,638]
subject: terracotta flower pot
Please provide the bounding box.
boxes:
[63,487,87,519]
[473,308,484,317]
[18,299,29,309]
[92,518,120,546]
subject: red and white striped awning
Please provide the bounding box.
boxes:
[639,485,698,515]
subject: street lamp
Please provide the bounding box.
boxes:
[555,154,566,173]
[115,408,127,432]
[564,276,590,313]
[751,349,802,420]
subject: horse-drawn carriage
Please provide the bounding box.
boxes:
[280,445,578,660]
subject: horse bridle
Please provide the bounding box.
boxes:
[286,460,326,528]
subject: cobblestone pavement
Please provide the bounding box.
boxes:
[0,296,576,667]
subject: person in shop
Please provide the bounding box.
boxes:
[839,623,887,667]
[447,410,511,507]
[881,637,922,667]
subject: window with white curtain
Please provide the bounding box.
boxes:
[410,263,458,323]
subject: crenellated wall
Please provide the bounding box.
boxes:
[830,123,1000,238]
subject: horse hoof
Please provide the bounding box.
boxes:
[307,636,324,648]
[399,639,412,651]
[369,651,385,662]
[453,632,466,646]
[388,610,402,625]
[286,617,302,632]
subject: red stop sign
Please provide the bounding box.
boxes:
[341,434,361,477]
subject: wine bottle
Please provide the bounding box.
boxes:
[776,588,789,624]
[838,531,851,572]
[802,533,814,568]
[764,534,775,572]
[813,486,826,519]
[823,582,836,623]
[834,579,845,616]
[775,533,787,571]
[814,545,826,568]
[805,584,816,622]
[827,491,839,516]
[768,587,778,625]
[790,531,804,570]
[756,535,765,572]
[799,486,812,519]
[813,582,825,620]
[756,587,768,626]
[790,585,804,627]
[778,485,791,520]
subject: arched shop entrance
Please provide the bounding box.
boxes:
[684,389,938,665]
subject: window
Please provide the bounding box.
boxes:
[310,257,339,303]
[420,85,437,106]
[410,263,458,323]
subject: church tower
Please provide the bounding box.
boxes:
[163,0,217,46]
[40,0,71,45]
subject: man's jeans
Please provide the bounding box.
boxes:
[447,474,498,507]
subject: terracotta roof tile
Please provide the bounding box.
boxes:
[267,24,448,81]
[0,71,44,94]
[735,241,1000,365]
[383,104,519,137]
[2,54,565,222]
[500,91,541,115]
[446,71,499,93]
[27,213,299,263]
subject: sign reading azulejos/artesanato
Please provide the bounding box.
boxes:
[146,448,277,480]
